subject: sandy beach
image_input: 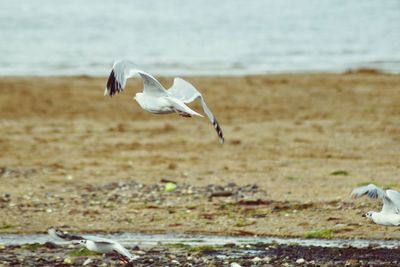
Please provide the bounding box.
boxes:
[0,72,400,240]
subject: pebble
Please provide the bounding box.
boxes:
[82,258,93,266]
[63,258,73,264]
[171,259,180,265]
[263,256,272,263]
[0,242,398,266]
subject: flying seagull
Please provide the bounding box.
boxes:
[48,227,139,264]
[105,60,224,144]
[351,183,400,226]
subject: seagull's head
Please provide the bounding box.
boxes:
[363,211,374,219]
[77,240,87,245]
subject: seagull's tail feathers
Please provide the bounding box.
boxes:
[114,244,140,263]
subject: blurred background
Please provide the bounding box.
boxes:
[1,0,399,76]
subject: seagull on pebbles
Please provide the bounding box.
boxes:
[351,183,400,226]
[105,60,224,144]
[48,227,139,264]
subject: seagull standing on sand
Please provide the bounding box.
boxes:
[105,60,224,144]
[351,184,400,226]
[48,228,139,264]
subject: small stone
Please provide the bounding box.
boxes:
[296,258,305,264]
[171,259,180,265]
[263,256,271,263]
[63,258,73,264]
[230,263,242,267]
[345,259,358,266]
[165,182,177,192]
[251,257,261,262]
[82,258,93,266]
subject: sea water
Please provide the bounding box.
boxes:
[1,232,400,249]
[0,0,399,76]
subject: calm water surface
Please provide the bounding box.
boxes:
[0,0,399,76]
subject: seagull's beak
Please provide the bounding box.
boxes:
[361,213,366,217]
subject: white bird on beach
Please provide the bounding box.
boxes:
[48,228,139,264]
[351,184,400,226]
[105,60,224,144]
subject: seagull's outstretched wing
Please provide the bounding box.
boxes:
[351,184,398,214]
[105,60,168,97]
[48,227,84,241]
[168,77,224,144]
[386,189,400,210]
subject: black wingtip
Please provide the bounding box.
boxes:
[106,69,122,97]
[367,189,379,199]
[213,119,224,144]
[49,227,83,241]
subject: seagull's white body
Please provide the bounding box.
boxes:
[369,212,400,226]
[105,60,224,144]
[351,184,400,226]
[48,228,138,263]
[134,93,174,114]
[79,238,138,262]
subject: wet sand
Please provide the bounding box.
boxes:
[0,73,400,240]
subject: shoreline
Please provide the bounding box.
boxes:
[3,230,400,244]
[0,67,397,79]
